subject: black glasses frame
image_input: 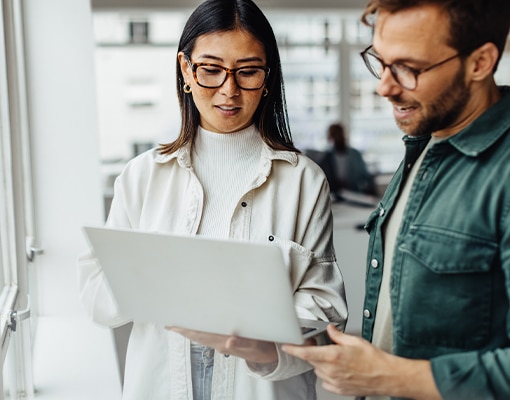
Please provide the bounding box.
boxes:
[187,58,270,90]
[360,45,461,90]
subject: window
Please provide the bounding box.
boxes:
[0,0,34,396]
[93,10,510,191]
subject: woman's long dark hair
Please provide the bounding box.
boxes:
[158,0,298,155]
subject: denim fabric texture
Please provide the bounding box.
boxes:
[191,343,214,400]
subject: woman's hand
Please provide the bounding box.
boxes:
[167,326,278,365]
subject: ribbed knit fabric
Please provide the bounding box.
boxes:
[191,124,263,239]
[190,125,263,399]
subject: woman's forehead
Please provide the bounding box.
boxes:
[191,29,266,61]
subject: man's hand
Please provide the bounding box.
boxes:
[282,324,441,399]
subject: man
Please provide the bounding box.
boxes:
[283,1,510,399]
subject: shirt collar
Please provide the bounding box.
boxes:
[402,86,510,157]
[447,86,510,157]
[153,137,298,167]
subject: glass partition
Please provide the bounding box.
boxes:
[92,9,510,197]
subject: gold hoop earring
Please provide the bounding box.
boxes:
[263,88,268,97]
[183,83,192,94]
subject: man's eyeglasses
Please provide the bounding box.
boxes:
[186,58,270,90]
[360,45,461,91]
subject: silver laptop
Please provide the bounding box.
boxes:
[82,226,335,345]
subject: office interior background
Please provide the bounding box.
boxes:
[0,0,509,398]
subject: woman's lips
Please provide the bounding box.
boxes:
[216,105,241,115]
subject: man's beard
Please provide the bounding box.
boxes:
[392,64,469,137]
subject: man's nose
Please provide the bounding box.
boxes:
[376,67,403,98]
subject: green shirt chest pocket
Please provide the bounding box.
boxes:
[395,225,498,352]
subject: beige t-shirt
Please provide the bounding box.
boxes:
[367,137,441,400]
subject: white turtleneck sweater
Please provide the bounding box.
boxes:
[191,125,263,239]
[189,125,265,400]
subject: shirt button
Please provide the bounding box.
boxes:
[363,309,371,318]
[370,259,379,268]
[379,208,385,217]
[224,353,230,358]
[241,201,247,207]
[268,235,274,242]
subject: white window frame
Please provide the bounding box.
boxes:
[0,0,34,397]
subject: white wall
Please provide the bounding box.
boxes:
[23,0,104,317]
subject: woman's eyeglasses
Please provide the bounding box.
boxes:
[187,58,270,90]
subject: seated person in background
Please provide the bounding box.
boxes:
[320,122,377,198]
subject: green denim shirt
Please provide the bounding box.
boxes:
[362,86,510,400]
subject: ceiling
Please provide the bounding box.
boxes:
[91,0,368,10]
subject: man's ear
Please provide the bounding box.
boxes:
[466,42,499,82]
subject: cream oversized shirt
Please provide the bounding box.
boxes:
[78,131,348,400]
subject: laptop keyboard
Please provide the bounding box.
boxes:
[301,326,317,334]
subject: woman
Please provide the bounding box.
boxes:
[78,0,347,399]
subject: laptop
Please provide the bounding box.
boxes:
[82,226,336,345]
